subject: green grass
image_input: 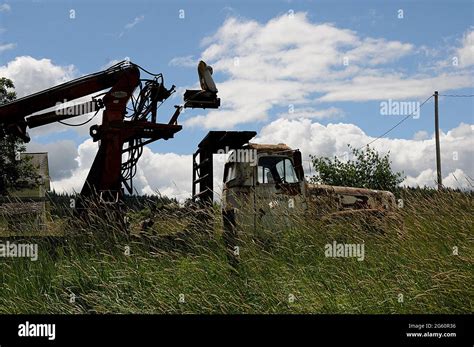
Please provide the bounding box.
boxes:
[0,189,472,314]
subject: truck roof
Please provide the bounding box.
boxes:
[248,143,293,153]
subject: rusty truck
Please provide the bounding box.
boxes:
[190,131,400,257]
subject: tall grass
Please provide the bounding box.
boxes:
[0,189,472,314]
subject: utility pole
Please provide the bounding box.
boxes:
[434,91,442,190]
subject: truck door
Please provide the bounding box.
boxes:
[253,155,306,240]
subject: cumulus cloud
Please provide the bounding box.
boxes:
[456,28,474,67]
[442,168,472,189]
[256,119,474,190]
[133,148,192,199]
[26,140,79,180]
[49,140,195,201]
[185,12,473,129]
[45,120,472,199]
[0,56,108,137]
[48,139,98,193]
[0,56,75,97]
[413,130,429,141]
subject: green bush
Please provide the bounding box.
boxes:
[310,145,404,192]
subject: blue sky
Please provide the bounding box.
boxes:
[0,0,473,196]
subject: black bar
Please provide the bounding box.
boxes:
[0,314,470,346]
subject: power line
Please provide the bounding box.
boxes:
[325,94,434,161]
[314,91,472,163]
[360,94,434,149]
[438,94,474,97]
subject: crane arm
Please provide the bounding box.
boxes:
[0,62,139,141]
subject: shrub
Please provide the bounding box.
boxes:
[310,145,404,192]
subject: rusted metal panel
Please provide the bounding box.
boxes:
[306,183,396,215]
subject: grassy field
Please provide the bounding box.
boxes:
[0,189,472,314]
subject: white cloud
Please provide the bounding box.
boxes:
[0,56,108,137]
[133,148,192,199]
[442,168,473,190]
[403,168,472,190]
[101,57,130,69]
[185,78,305,129]
[0,43,15,53]
[119,15,144,37]
[456,29,474,67]
[50,140,194,201]
[316,72,471,102]
[256,119,474,190]
[134,150,229,201]
[41,119,473,198]
[124,15,144,30]
[45,138,233,201]
[49,139,98,194]
[413,130,429,141]
[344,37,413,66]
[169,55,197,68]
[0,56,75,97]
[277,106,345,120]
[0,3,10,12]
[26,140,79,180]
[186,13,473,128]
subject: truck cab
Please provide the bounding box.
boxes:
[221,143,308,236]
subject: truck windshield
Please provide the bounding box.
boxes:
[257,157,299,184]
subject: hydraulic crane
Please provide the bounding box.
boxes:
[0,60,220,204]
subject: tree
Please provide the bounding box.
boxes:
[0,77,39,196]
[310,145,404,192]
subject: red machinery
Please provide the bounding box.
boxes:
[0,60,220,203]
